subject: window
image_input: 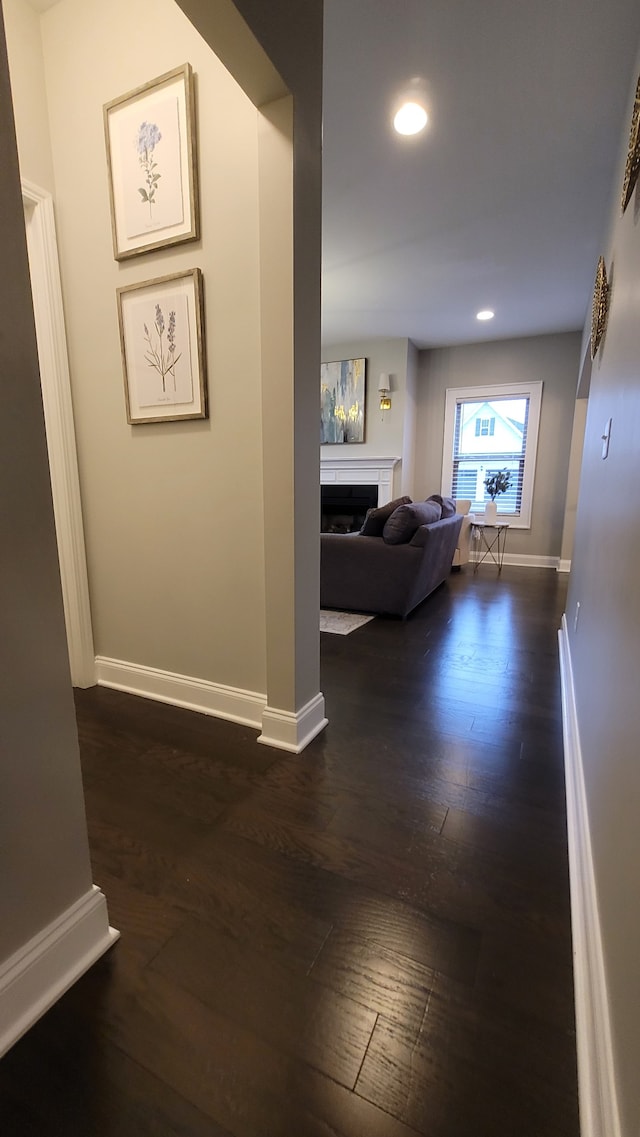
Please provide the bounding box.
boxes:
[475,417,495,437]
[441,382,543,527]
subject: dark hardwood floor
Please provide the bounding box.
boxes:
[0,566,579,1136]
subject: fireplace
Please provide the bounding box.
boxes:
[321,484,378,533]
[320,455,401,509]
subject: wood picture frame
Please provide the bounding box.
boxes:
[104,63,199,261]
[116,268,207,424]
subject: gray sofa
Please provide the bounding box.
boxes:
[320,501,463,619]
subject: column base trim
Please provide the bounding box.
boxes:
[258,692,328,752]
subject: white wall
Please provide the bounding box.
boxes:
[565,44,640,1135]
[34,0,267,696]
[178,0,324,743]
[2,0,54,191]
[415,331,582,558]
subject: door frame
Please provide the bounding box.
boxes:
[22,178,95,687]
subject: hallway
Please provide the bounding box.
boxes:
[0,566,578,1136]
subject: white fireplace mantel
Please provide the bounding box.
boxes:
[320,455,401,506]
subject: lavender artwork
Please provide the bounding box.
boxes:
[118,268,206,423]
[143,304,181,393]
[126,290,193,408]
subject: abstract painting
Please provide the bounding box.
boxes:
[321,358,366,444]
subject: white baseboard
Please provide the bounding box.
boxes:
[95,656,266,729]
[558,558,572,573]
[0,886,118,1058]
[470,551,560,569]
[558,617,621,1137]
[258,692,328,753]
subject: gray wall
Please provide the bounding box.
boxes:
[566,46,640,1134]
[415,331,582,557]
[0,7,94,962]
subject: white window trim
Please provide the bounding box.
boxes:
[441,381,543,529]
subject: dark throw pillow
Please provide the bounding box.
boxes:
[382,499,442,544]
[426,493,456,518]
[360,495,412,537]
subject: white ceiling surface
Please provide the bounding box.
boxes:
[322,0,640,349]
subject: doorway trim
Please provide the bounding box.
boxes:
[22,178,95,687]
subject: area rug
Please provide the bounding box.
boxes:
[320,609,375,635]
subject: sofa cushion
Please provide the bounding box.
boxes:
[383,499,442,544]
[360,495,412,537]
[426,493,456,518]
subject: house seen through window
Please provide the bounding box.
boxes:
[441,382,543,527]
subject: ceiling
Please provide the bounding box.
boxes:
[322,0,640,349]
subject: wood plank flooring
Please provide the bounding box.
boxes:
[0,566,579,1136]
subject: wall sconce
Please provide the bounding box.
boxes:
[378,373,392,412]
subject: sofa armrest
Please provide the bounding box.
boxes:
[453,513,476,566]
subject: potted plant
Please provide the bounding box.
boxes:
[483,468,511,523]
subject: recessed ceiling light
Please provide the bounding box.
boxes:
[476,309,495,321]
[393,102,428,136]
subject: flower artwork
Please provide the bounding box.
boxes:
[105,64,198,259]
[136,121,162,220]
[143,304,181,394]
[117,269,206,423]
[125,290,193,410]
[118,96,183,240]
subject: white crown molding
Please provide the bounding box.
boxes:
[558,618,621,1137]
[95,656,266,728]
[22,179,95,687]
[0,886,117,1058]
[557,558,572,573]
[259,692,328,752]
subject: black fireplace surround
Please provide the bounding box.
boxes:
[321,484,378,533]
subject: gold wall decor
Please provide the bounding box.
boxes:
[621,76,640,213]
[590,256,610,360]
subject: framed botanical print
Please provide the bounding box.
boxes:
[116,268,207,423]
[104,63,199,260]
